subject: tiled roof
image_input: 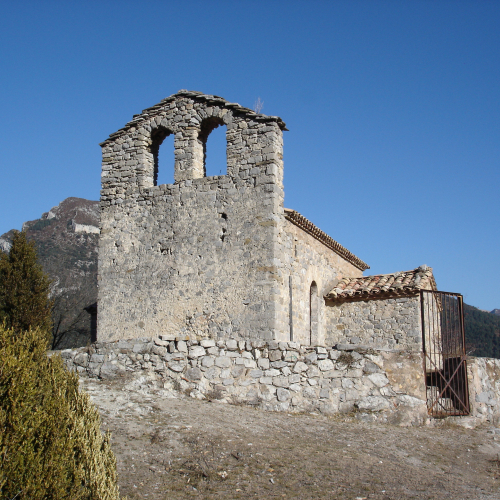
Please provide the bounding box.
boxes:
[325,266,436,302]
[284,209,369,271]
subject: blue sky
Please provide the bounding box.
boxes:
[0,1,498,310]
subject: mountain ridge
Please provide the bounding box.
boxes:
[1,197,99,348]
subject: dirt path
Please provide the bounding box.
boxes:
[81,377,500,500]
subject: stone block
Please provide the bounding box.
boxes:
[355,396,390,411]
[152,345,167,357]
[168,362,185,373]
[396,395,425,407]
[293,361,308,373]
[231,365,246,378]
[160,334,178,341]
[344,389,359,401]
[100,362,122,379]
[363,361,380,374]
[186,367,202,381]
[154,339,170,346]
[90,354,105,363]
[188,346,206,358]
[277,388,290,402]
[265,368,280,377]
[318,359,334,371]
[341,378,354,389]
[204,366,220,379]
[177,341,188,353]
[319,388,330,399]
[303,386,317,399]
[306,366,320,378]
[200,339,216,348]
[270,361,287,369]
[269,350,282,362]
[367,373,390,388]
[215,356,232,368]
[257,358,270,370]
[305,352,318,363]
[73,352,89,366]
[272,376,289,388]
[201,356,214,368]
[226,339,238,350]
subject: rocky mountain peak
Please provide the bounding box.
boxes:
[1,197,99,349]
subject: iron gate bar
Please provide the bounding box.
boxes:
[420,290,470,417]
[426,355,468,414]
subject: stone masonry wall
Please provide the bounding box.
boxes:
[467,357,500,426]
[98,91,286,342]
[324,296,422,351]
[276,220,363,345]
[61,337,430,426]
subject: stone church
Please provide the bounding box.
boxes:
[97,90,436,351]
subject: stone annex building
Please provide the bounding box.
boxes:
[98,90,429,351]
[88,90,500,422]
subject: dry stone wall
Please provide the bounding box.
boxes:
[467,357,500,426]
[61,337,430,425]
[60,339,500,426]
[324,296,422,351]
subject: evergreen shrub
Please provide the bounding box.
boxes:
[0,325,120,500]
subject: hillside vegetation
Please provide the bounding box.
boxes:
[464,303,500,358]
[0,197,98,349]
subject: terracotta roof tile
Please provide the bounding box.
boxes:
[325,266,436,302]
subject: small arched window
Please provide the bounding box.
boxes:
[310,281,318,346]
[198,117,227,177]
[151,126,174,186]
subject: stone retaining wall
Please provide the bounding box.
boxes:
[61,337,434,426]
[467,357,500,426]
[60,338,500,426]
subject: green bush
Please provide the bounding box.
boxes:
[0,325,120,499]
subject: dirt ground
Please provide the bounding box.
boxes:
[81,376,500,500]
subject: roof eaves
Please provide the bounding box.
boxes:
[284,208,369,271]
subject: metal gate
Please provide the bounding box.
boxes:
[420,290,470,417]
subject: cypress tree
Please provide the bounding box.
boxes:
[0,231,53,340]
